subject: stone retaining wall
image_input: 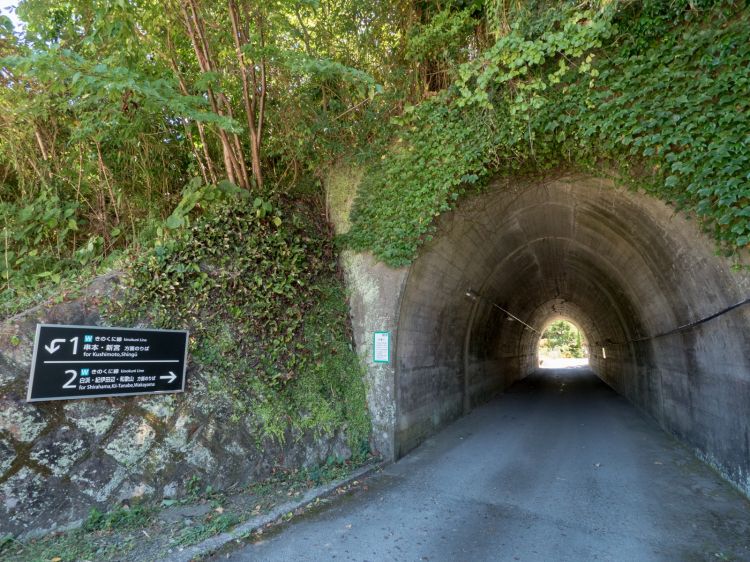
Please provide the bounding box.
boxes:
[0,274,350,538]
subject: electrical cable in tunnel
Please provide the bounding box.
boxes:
[465,289,750,346]
[603,296,750,346]
[465,289,539,333]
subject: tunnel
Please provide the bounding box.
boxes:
[394,174,750,494]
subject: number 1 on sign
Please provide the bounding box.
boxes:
[70,337,78,355]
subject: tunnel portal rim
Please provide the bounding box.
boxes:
[391,174,720,459]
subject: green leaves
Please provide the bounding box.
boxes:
[0,15,12,35]
[348,2,750,265]
[165,215,184,230]
[0,189,82,301]
[579,10,750,252]
[405,7,478,63]
[125,192,326,389]
[252,197,275,219]
[116,192,369,446]
[347,98,499,266]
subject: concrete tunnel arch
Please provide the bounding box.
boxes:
[389,174,750,494]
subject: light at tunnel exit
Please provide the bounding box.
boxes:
[538,319,589,369]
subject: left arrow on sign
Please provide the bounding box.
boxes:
[44,339,66,354]
[160,371,177,384]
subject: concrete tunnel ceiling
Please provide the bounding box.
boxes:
[394,175,750,494]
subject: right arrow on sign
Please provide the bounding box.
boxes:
[160,371,177,384]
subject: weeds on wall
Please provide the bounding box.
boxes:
[110,183,370,450]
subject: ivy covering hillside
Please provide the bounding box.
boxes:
[346,0,750,266]
[2,1,747,301]
[108,183,371,448]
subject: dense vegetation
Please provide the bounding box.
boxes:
[2,1,748,299]
[539,320,586,359]
[1,0,748,446]
[346,0,750,265]
[0,0,402,450]
[0,0,404,310]
[107,184,371,446]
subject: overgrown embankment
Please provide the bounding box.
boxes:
[0,186,371,538]
[112,184,371,448]
[346,1,750,266]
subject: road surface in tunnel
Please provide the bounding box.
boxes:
[216,368,750,562]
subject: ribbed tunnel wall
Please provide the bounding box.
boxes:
[395,175,750,494]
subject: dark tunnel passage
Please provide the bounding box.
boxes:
[394,175,750,495]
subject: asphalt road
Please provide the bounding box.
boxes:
[216,368,750,561]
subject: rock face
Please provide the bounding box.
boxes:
[0,274,350,538]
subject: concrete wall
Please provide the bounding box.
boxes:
[339,251,407,460]
[326,165,408,461]
[392,175,750,496]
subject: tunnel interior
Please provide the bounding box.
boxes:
[394,175,750,494]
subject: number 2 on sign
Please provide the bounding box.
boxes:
[62,369,77,389]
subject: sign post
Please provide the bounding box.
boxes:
[27,324,189,402]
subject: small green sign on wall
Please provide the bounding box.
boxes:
[373,331,390,363]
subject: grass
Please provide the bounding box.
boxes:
[0,251,128,321]
[0,456,376,562]
[172,513,242,546]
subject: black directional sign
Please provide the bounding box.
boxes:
[27,324,189,402]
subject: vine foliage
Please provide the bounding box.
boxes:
[111,186,370,447]
[347,1,750,266]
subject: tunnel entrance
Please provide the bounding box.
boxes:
[538,319,589,369]
[392,175,750,496]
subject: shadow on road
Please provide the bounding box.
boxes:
[216,364,750,562]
